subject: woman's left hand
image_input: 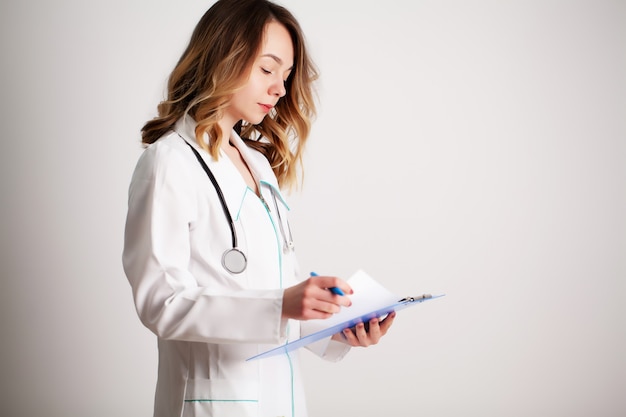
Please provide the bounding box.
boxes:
[331,312,396,347]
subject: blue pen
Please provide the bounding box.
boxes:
[310,271,345,296]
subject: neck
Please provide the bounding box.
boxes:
[218,118,237,150]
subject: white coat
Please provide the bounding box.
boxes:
[122,114,350,417]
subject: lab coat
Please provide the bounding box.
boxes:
[122,115,350,417]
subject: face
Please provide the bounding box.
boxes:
[223,21,294,129]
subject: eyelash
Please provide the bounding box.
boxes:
[261,67,289,84]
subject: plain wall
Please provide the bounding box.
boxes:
[0,1,624,416]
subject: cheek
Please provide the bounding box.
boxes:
[245,73,267,94]
[231,87,253,109]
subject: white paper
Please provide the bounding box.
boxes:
[303,269,401,333]
[247,270,443,361]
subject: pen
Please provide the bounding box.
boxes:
[310,271,345,296]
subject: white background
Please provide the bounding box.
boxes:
[1,1,624,416]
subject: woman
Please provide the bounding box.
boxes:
[122,1,395,416]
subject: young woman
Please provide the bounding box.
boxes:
[122,1,395,416]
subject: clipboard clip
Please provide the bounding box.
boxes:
[399,294,433,303]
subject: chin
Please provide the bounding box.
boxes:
[246,115,267,126]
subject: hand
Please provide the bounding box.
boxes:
[332,312,396,347]
[282,275,352,320]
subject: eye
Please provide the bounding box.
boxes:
[261,67,272,75]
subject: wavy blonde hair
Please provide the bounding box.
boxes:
[141,0,318,189]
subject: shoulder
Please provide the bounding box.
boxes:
[132,132,195,182]
[126,132,200,221]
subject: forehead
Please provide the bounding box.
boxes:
[259,21,294,66]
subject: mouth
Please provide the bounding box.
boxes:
[258,103,274,113]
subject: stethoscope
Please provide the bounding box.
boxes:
[181,135,294,274]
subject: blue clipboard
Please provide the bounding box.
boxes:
[247,293,445,361]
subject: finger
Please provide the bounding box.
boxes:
[354,322,372,347]
[311,300,343,315]
[335,282,353,296]
[317,290,352,308]
[307,311,334,320]
[299,293,339,319]
[331,293,352,308]
[341,328,360,346]
[379,312,396,335]
[309,276,354,296]
[365,318,382,343]
[309,284,352,308]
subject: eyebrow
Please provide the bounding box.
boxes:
[261,53,294,71]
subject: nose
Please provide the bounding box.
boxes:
[270,77,287,98]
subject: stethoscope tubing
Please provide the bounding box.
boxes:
[183,138,238,249]
[180,134,293,274]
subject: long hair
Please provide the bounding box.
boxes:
[141,0,318,189]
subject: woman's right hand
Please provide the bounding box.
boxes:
[282,274,352,320]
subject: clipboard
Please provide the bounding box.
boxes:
[247,270,444,361]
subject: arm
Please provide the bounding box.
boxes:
[122,142,286,344]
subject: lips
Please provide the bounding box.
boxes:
[259,103,273,113]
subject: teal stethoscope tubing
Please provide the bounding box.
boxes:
[181,136,293,274]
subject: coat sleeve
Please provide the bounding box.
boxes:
[301,324,351,362]
[122,142,287,344]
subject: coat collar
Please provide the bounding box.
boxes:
[173,115,289,217]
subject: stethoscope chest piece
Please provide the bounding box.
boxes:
[182,134,292,276]
[222,248,247,274]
